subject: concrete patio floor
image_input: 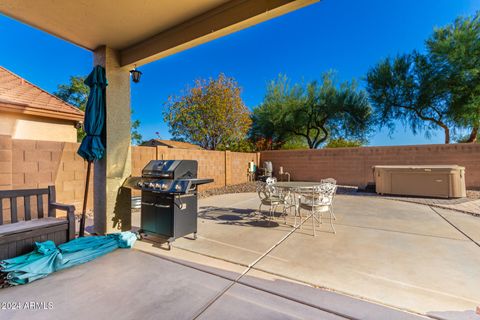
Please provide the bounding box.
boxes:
[0,247,424,320]
[141,192,480,320]
[1,193,479,320]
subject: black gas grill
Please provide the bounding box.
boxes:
[135,160,213,249]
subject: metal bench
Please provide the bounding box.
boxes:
[0,186,75,260]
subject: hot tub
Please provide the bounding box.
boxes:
[373,165,466,198]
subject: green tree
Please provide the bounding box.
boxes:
[280,136,309,150]
[131,112,143,146]
[366,12,480,144]
[164,73,252,150]
[457,132,480,143]
[251,73,372,149]
[216,140,256,152]
[366,53,453,143]
[54,76,89,141]
[55,76,142,144]
[427,12,480,143]
[325,138,363,148]
[250,75,292,149]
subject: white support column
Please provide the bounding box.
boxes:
[93,46,132,234]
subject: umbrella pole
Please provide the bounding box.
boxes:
[79,161,92,237]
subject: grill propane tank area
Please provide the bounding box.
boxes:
[125,160,213,249]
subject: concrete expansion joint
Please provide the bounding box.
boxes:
[429,206,480,248]
[185,215,379,320]
[190,218,305,319]
[138,200,452,320]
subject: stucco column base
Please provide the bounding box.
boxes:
[93,46,132,234]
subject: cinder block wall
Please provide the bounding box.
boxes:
[230,151,259,185]
[6,134,478,218]
[0,137,91,221]
[9,139,90,210]
[155,147,226,189]
[131,145,157,197]
[1,135,259,215]
[260,144,480,188]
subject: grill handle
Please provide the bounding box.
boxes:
[141,202,172,209]
[141,202,155,206]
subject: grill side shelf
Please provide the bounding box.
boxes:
[188,178,214,185]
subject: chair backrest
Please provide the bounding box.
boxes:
[0,186,55,225]
[265,177,277,185]
[257,182,278,201]
[300,182,337,206]
[321,178,337,185]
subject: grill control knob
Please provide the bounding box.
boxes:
[161,183,168,190]
[148,182,155,188]
[154,183,161,189]
[175,184,182,191]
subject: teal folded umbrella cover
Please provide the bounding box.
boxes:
[0,232,137,286]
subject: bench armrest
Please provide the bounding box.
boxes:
[49,202,75,218]
[49,202,76,240]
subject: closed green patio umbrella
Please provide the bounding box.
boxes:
[77,65,107,237]
[0,232,137,287]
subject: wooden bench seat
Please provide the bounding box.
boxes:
[0,186,75,260]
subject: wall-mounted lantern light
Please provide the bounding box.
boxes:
[129,65,142,83]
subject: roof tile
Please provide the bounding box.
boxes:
[0,66,84,119]
[142,139,204,150]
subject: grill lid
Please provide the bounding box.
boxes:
[123,160,212,194]
[142,160,197,179]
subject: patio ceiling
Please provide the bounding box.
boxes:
[0,0,319,67]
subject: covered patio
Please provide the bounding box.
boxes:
[1,1,480,320]
[3,193,479,320]
[0,0,319,235]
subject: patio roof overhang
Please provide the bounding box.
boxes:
[0,0,319,234]
[0,0,319,67]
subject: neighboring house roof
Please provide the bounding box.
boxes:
[0,66,84,121]
[142,139,204,150]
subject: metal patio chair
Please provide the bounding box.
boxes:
[321,178,337,185]
[257,178,289,223]
[298,182,337,236]
[320,178,337,220]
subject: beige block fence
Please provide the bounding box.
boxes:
[1,134,479,219]
[0,135,260,216]
[261,144,480,189]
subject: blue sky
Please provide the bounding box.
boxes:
[1,0,478,146]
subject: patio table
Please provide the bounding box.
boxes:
[274,181,320,189]
[273,181,322,227]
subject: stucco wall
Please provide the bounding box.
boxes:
[0,112,77,142]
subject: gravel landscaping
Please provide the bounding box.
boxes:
[199,182,260,198]
[467,189,480,200]
[199,182,479,200]
[198,182,480,216]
